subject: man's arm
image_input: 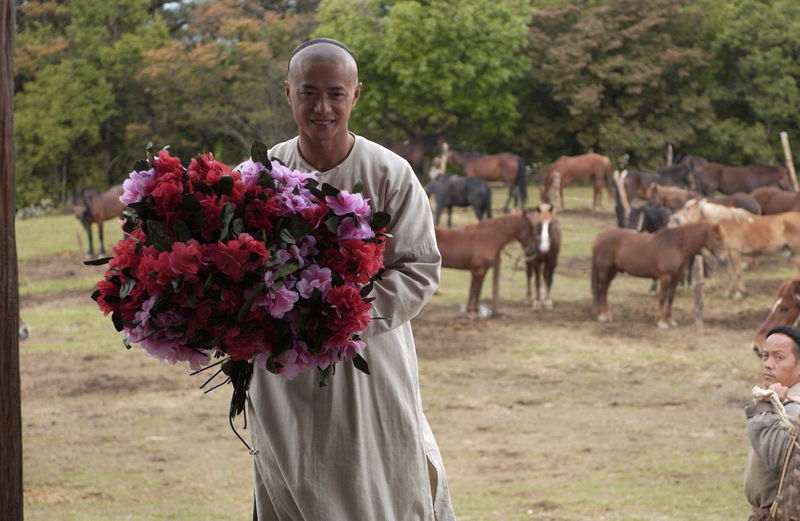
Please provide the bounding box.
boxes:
[746,402,800,472]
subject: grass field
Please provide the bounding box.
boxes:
[17,184,786,520]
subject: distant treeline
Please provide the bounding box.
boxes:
[13,0,800,205]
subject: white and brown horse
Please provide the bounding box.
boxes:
[525,203,561,310]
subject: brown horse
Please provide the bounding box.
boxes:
[525,203,561,310]
[752,278,800,354]
[649,184,761,213]
[751,186,800,214]
[540,153,613,210]
[381,134,448,177]
[72,184,126,258]
[691,162,792,195]
[435,211,536,316]
[591,222,726,328]
[448,148,528,211]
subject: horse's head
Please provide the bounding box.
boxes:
[72,190,90,221]
[753,279,800,356]
[531,203,555,254]
[668,198,701,227]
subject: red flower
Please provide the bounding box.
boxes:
[198,195,224,241]
[109,237,139,271]
[135,248,173,297]
[96,279,121,315]
[243,198,275,236]
[301,202,330,230]
[325,285,372,333]
[169,240,203,278]
[151,179,185,224]
[154,149,184,176]
[341,240,385,284]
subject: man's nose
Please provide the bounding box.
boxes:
[314,95,331,112]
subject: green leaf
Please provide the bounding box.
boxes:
[84,257,112,266]
[258,170,276,189]
[181,193,201,212]
[134,159,151,172]
[321,183,340,197]
[284,217,311,240]
[251,141,271,168]
[360,281,374,297]
[111,311,123,332]
[237,282,265,323]
[254,229,267,243]
[272,258,301,280]
[352,354,370,375]
[318,366,333,387]
[171,276,184,293]
[173,221,191,242]
[279,228,295,244]
[219,203,234,242]
[325,216,341,234]
[215,175,234,196]
[119,279,136,300]
[145,220,172,252]
[146,141,155,158]
[371,211,391,230]
[352,181,364,193]
[232,218,245,236]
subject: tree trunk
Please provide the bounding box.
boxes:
[1,0,23,519]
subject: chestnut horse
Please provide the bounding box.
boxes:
[525,203,561,310]
[540,153,613,210]
[752,278,800,354]
[381,134,447,177]
[72,184,126,258]
[649,185,761,214]
[751,186,800,214]
[591,222,726,328]
[448,148,528,211]
[691,162,793,195]
[435,211,535,316]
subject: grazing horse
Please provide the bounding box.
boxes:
[381,134,447,177]
[591,222,726,328]
[448,148,528,211]
[751,186,800,214]
[669,200,800,298]
[435,211,536,316]
[540,153,613,210]
[691,162,793,195]
[525,203,561,310]
[425,174,492,227]
[622,170,660,201]
[72,185,126,258]
[752,278,800,354]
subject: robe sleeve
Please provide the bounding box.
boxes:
[362,165,441,338]
[745,401,800,472]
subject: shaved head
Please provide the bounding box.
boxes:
[288,40,359,84]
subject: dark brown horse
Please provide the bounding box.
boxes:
[752,278,800,354]
[525,203,560,310]
[540,153,613,210]
[691,162,792,195]
[447,148,528,211]
[435,211,536,316]
[381,134,447,177]
[751,186,800,214]
[591,222,726,328]
[72,184,126,258]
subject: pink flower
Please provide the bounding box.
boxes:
[259,285,299,319]
[325,191,371,218]
[275,341,314,379]
[238,158,268,187]
[341,339,366,359]
[120,167,156,204]
[273,189,312,216]
[295,265,332,298]
[270,162,317,188]
[337,217,375,241]
[138,335,210,371]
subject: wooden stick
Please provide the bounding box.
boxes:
[666,144,673,166]
[780,131,799,192]
[693,254,704,332]
[552,171,561,210]
[613,169,631,223]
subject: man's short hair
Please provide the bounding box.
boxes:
[767,325,800,359]
[288,38,359,73]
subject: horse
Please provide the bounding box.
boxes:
[622,170,660,202]
[381,134,448,177]
[646,184,699,210]
[752,278,800,355]
[668,198,756,228]
[435,211,536,316]
[591,221,726,328]
[540,153,613,210]
[669,200,800,299]
[524,203,561,310]
[72,184,126,258]
[425,174,492,227]
[751,186,800,214]
[448,148,528,212]
[655,164,695,190]
[691,162,793,195]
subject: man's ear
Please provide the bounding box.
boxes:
[352,82,362,106]
[285,80,292,106]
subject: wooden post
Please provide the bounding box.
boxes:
[552,171,561,210]
[780,131,799,192]
[693,254,704,332]
[666,144,673,166]
[1,0,23,520]
[613,169,631,223]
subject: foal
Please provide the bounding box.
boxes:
[525,204,561,310]
[435,211,536,316]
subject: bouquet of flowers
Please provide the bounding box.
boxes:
[89,142,389,421]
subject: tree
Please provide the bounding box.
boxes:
[523,0,714,168]
[315,0,531,147]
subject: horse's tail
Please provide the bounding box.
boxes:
[516,156,528,207]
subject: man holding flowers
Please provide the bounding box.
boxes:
[246,38,456,521]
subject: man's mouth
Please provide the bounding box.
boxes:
[763,372,774,380]
[312,119,334,128]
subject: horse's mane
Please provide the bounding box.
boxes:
[654,221,710,249]
[700,200,753,222]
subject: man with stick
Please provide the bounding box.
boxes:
[246,38,456,521]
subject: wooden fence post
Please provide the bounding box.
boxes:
[780,131,799,192]
[1,0,23,520]
[693,254,704,333]
[666,144,673,166]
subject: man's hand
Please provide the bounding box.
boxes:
[769,383,790,402]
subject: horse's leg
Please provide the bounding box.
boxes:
[85,223,95,259]
[534,262,543,310]
[543,258,555,310]
[525,261,533,307]
[467,268,486,314]
[98,220,106,256]
[447,207,453,228]
[592,261,616,321]
[727,250,744,300]
[657,275,674,328]
[491,253,501,316]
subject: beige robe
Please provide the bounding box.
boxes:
[248,135,456,521]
